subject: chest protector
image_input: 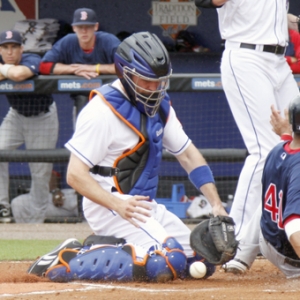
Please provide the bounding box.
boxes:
[90,84,170,200]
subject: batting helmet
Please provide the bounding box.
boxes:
[114,31,172,117]
[289,95,300,134]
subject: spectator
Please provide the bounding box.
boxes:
[0,30,58,223]
[286,29,300,74]
[39,7,120,115]
[40,7,120,78]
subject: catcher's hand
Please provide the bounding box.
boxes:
[190,215,239,265]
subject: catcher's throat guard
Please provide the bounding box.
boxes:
[190,216,239,265]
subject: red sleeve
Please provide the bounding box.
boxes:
[289,61,300,74]
[39,62,55,75]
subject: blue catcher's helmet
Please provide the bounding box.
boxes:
[114,31,172,117]
[289,95,300,134]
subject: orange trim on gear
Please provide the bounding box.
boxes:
[89,89,146,194]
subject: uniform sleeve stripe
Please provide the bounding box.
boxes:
[167,138,191,155]
[39,61,55,75]
[65,143,94,167]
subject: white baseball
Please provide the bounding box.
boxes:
[189,261,207,279]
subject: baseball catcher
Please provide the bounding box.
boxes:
[190,216,239,265]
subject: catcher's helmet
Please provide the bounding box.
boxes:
[114,31,172,117]
[289,95,300,134]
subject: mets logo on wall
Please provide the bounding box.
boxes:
[148,0,201,40]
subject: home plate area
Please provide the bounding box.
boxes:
[0,259,299,300]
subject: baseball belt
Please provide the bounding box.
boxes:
[240,43,286,55]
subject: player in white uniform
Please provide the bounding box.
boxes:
[195,0,300,272]
[50,32,228,282]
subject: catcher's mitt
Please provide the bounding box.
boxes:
[190,215,239,265]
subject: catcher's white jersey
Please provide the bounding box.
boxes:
[66,80,191,194]
[65,79,194,255]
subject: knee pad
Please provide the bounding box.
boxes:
[46,245,134,282]
[145,237,187,282]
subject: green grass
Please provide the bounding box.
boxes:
[0,240,69,261]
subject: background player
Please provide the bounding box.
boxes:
[50,31,229,281]
[0,30,58,222]
[39,7,120,117]
[195,0,300,272]
[39,7,120,79]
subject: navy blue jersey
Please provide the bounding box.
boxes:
[261,141,300,259]
[42,31,120,64]
[0,53,53,116]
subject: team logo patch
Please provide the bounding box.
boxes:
[80,11,88,20]
[5,31,13,39]
[280,152,286,160]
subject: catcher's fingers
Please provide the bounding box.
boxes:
[212,203,228,217]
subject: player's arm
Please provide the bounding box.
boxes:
[175,143,228,217]
[195,0,228,8]
[0,62,34,82]
[66,153,151,228]
[288,14,300,32]
[284,215,300,258]
[72,63,117,75]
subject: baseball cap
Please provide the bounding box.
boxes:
[72,8,98,26]
[0,30,22,46]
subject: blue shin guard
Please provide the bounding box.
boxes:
[46,245,134,282]
[145,237,187,282]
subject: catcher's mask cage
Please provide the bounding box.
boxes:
[289,95,300,134]
[115,31,172,117]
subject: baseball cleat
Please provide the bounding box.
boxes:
[0,205,11,223]
[222,259,249,275]
[27,238,82,276]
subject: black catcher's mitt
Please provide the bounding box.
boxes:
[190,216,239,265]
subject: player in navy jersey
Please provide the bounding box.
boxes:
[0,30,58,223]
[39,8,120,79]
[259,95,300,278]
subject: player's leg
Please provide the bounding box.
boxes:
[0,108,24,221]
[276,61,299,113]
[221,50,282,238]
[259,231,300,279]
[83,195,188,281]
[24,103,59,222]
[223,203,261,274]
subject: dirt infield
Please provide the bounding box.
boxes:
[0,223,299,299]
[0,258,299,300]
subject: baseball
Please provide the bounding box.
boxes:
[189,261,207,279]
